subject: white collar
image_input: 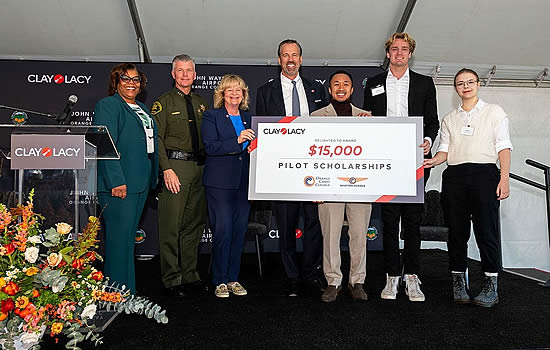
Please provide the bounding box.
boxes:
[459,98,486,113]
[387,68,410,80]
[280,72,302,85]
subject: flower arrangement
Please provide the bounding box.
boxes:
[0,190,168,349]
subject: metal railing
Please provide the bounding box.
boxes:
[509,159,550,287]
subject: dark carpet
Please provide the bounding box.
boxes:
[43,249,550,350]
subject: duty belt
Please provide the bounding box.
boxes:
[166,150,203,162]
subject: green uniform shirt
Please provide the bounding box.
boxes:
[151,88,209,171]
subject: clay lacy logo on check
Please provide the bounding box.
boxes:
[338,177,368,187]
[263,127,305,135]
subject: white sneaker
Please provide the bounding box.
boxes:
[380,274,400,300]
[215,283,229,298]
[404,274,425,302]
[227,282,247,296]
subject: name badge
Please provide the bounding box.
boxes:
[171,111,180,115]
[461,126,475,136]
[371,85,385,96]
[145,128,155,153]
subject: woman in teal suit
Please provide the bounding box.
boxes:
[93,63,159,293]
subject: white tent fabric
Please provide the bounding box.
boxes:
[1,0,549,80]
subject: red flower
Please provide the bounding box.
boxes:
[3,243,15,255]
[71,258,84,270]
[91,271,104,281]
[2,281,21,296]
[1,298,15,313]
[86,251,96,261]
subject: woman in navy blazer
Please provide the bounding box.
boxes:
[93,63,159,293]
[201,74,255,298]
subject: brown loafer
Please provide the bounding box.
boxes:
[348,283,368,301]
[321,285,342,303]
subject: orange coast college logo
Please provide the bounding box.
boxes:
[337,177,368,184]
[304,176,315,187]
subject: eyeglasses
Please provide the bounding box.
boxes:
[455,80,478,89]
[120,75,141,84]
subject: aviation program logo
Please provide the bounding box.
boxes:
[337,177,368,184]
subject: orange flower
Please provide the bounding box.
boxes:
[2,281,20,296]
[26,267,39,276]
[15,296,29,309]
[86,251,96,261]
[0,277,6,289]
[3,243,14,255]
[18,221,29,231]
[0,312,7,321]
[50,322,64,335]
[19,303,35,318]
[1,298,15,313]
[71,258,84,270]
[91,271,104,281]
[32,289,40,298]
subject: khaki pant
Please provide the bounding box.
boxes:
[319,202,372,287]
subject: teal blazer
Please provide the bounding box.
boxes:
[93,93,159,194]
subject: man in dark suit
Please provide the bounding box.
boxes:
[256,39,328,296]
[363,32,439,302]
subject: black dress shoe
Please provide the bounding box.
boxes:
[167,285,186,297]
[183,280,210,294]
[285,279,299,297]
[305,277,328,292]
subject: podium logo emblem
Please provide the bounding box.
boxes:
[42,147,53,157]
[11,134,85,170]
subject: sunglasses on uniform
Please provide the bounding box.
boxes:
[455,80,478,89]
[120,75,142,84]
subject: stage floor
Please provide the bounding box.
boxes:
[44,249,550,349]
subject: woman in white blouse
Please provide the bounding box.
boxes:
[424,68,512,308]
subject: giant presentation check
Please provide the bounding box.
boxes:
[248,116,425,203]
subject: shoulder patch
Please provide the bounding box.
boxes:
[151,101,162,115]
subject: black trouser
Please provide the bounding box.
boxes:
[274,201,323,281]
[382,203,423,276]
[382,167,430,276]
[442,163,501,273]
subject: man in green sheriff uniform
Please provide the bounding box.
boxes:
[151,54,208,297]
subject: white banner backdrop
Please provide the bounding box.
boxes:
[424,85,550,271]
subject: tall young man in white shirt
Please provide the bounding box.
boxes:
[363,32,440,302]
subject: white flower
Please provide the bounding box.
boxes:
[28,235,42,244]
[20,331,40,345]
[47,252,63,267]
[81,304,97,320]
[55,222,73,235]
[6,268,20,279]
[24,247,39,263]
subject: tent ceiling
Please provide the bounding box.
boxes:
[1,0,548,81]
